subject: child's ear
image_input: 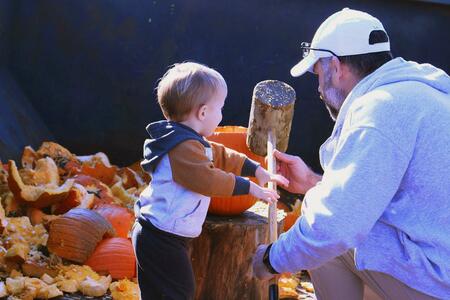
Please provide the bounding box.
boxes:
[197,104,207,120]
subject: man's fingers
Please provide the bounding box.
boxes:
[269,174,289,187]
[273,149,294,163]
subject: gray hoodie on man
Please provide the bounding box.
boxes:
[270,57,450,298]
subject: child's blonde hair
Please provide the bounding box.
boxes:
[156,62,227,121]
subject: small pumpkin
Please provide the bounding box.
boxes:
[7,160,74,208]
[85,237,136,280]
[206,126,266,216]
[47,208,115,263]
[94,204,134,238]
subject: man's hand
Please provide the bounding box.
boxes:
[252,244,275,281]
[273,150,322,194]
[255,166,290,187]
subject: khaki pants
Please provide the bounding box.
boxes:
[308,251,437,300]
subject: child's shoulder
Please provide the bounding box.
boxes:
[171,139,210,157]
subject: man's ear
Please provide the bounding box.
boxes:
[331,56,344,85]
[197,104,207,120]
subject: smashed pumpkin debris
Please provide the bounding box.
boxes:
[0,142,146,299]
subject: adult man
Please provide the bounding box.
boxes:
[252,8,450,299]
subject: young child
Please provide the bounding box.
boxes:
[132,62,288,299]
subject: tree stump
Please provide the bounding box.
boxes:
[189,202,285,300]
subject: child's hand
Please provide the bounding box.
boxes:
[249,181,279,204]
[255,166,289,187]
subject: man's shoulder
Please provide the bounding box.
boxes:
[348,88,396,120]
[345,85,423,134]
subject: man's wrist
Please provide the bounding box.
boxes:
[262,244,279,274]
[307,170,322,188]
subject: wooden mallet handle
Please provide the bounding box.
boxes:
[267,129,279,300]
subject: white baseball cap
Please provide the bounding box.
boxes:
[290,8,390,77]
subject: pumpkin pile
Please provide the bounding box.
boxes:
[0,142,148,299]
[0,127,302,299]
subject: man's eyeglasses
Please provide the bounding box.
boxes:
[301,42,339,58]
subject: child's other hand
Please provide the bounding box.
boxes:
[255,166,289,188]
[249,181,279,204]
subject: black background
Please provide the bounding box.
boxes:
[1,0,449,172]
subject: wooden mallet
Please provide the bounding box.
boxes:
[247,80,296,300]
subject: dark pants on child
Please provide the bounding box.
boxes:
[132,219,195,300]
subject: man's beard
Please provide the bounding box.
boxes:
[320,68,346,121]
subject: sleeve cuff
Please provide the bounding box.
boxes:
[264,244,280,274]
[232,176,250,195]
[241,158,260,177]
[269,239,290,274]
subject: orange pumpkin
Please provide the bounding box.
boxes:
[206,126,266,216]
[85,237,136,280]
[47,208,115,263]
[94,204,134,238]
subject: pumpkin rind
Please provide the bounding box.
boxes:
[117,167,144,190]
[7,160,74,208]
[47,208,115,263]
[80,162,117,186]
[127,161,151,184]
[35,142,82,176]
[73,175,114,207]
[21,146,38,169]
[52,183,94,214]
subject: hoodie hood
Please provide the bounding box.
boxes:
[336,57,450,127]
[140,120,209,172]
[360,57,449,94]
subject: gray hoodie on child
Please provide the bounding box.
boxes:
[270,57,450,298]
